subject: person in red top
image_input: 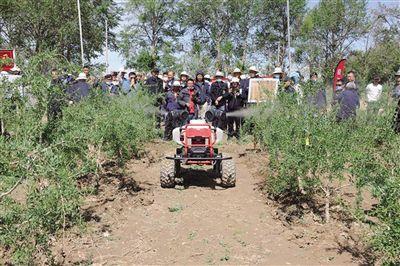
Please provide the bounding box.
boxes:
[178,78,203,123]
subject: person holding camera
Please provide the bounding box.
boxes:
[163,80,183,140]
[210,71,229,128]
[226,77,246,139]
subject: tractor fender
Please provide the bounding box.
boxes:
[215,128,224,144]
[172,127,182,145]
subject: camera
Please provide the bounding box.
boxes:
[205,106,226,123]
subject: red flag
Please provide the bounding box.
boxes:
[0,49,15,71]
[333,59,346,92]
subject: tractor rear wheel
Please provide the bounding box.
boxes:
[160,160,176,188]
[220,159,236,187]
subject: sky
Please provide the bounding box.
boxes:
[95,0,400,72]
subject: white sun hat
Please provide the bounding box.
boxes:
[10,66,21,72]
[273,67,283,74]
[215,71,224,77]
[77,73,87,80]
[231,77,240,83]
[249,66,258,73]
[233,68,241,73]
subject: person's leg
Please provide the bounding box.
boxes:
[164,112,173,140]
[217,105,226,129]
[235,117,241,139]
[227,116,234,138]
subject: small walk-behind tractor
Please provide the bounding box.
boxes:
[160,111,236,188]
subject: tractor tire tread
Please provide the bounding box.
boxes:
[160,160,176,188]
[221,159,236,187]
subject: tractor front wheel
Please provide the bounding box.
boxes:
[220,159,236,187]
[160,160,176,188]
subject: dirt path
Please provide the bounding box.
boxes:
[63,140,357,265]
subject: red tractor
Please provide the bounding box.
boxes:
[160,118,236,188]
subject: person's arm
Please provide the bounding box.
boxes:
[177,91,187,108]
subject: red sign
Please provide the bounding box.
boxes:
[333,59,346,92]
[0,50,15,71]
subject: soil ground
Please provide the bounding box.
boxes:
[58,139,363,265]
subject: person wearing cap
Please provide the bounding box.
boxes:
[178,78,202,122]
[118,67,131,94]
[204,74,212,86]
[110,71,121,94]
[240,66,259,104]
[195,70,211,118]
[365,75,383,114]
[305,72,326,111]
[165,70,175,92]
[272,67,284,81]
[335,71,360,122]
[225,77,246,139]
[232,68,241,79]
[277,76,298,105]
[65,73,91,103]
[128,72,137,90]
[83,65,97,87]
[232,68,247,97]
[210,71,229,128]
[101,74,119,95]
[50,68,62,86]
[145,68,163,95]
[180,71,189,88]
[164,80,183,140]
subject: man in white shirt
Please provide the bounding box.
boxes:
[365,75,383,115]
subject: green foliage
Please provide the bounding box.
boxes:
[296,0,368,79]
[120,0,183,70]
[0,0,120,62]
[0,55,156,263]
[255,0,306,68]
[347,42,400,85]
[246,94,400,263]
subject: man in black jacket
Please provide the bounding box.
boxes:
[145,68,163,95]
[209,71,229,128]
[226,78,246,139]
[65,73,90,103]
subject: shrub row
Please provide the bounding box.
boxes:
[246,93,400,264]
[0,57,157,264]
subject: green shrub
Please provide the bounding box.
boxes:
[0,54,157,264]
[246,93,400,263]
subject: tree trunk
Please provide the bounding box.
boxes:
[241,41,248,65]
[324,187,331,223]
[297,176,306,195]
[216,38,222,70]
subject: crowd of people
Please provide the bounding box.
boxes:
[2,63,400,139]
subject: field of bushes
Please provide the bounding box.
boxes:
[246,84,400,264]
[0,55,157,264]
[1,54,400,265]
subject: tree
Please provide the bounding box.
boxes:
[0,0,120,63]
[347,4,400,83]
[296,0,368,79]
[180,0,242,71]
[226,0,259,68]
[255,0,306,69]
[120,0,183,70]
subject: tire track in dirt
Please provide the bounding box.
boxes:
[63,140,357,265]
